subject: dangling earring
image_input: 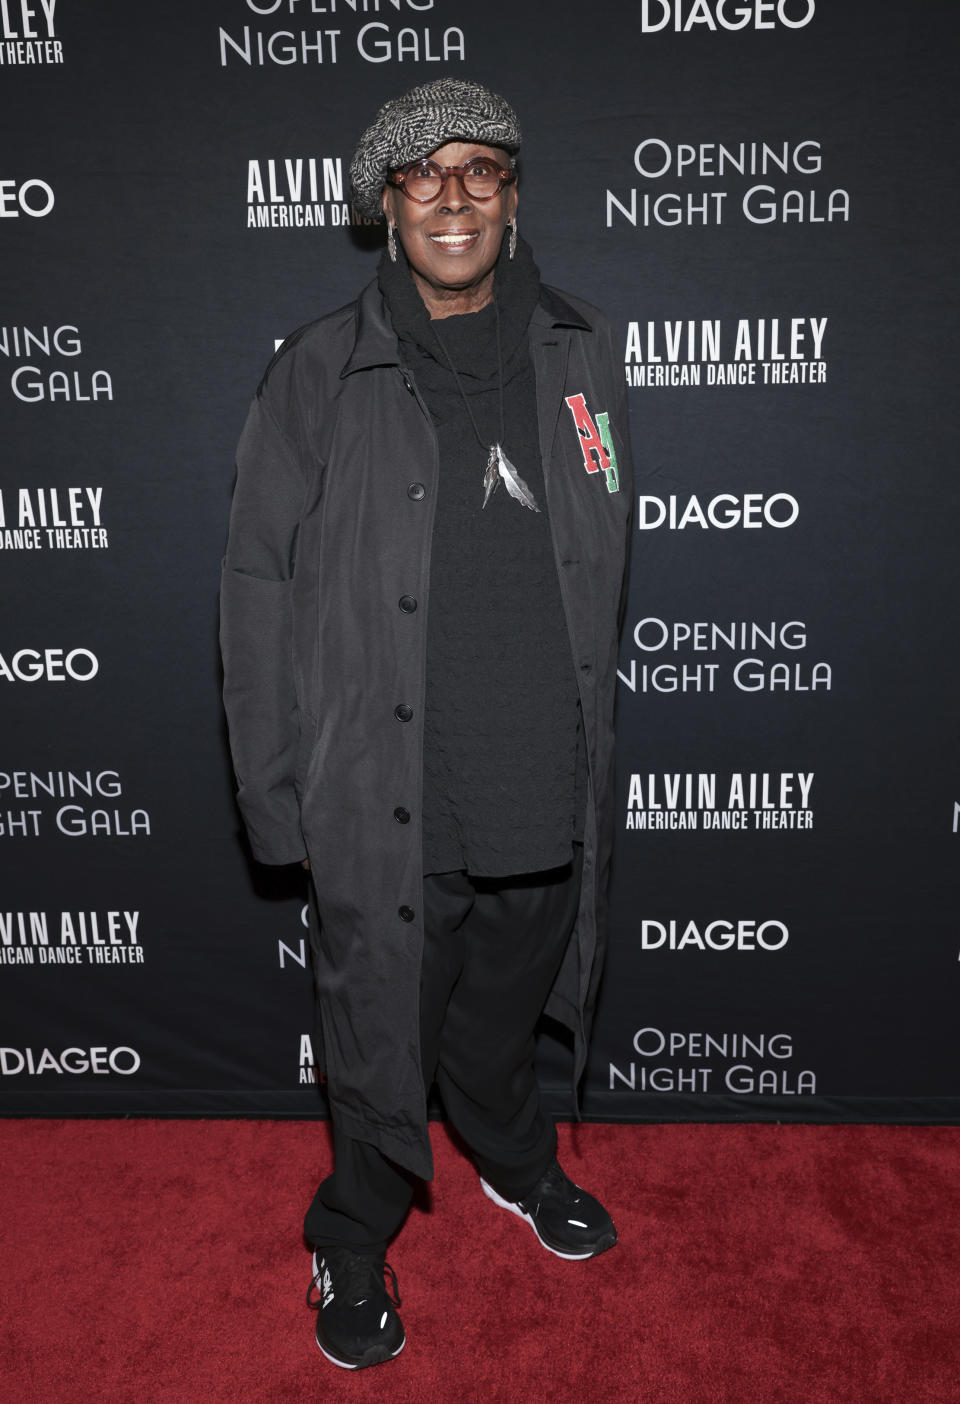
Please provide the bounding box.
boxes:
[387,223,397,263]
[508,219,517,260]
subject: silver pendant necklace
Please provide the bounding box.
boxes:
[482,443,540,511]
[431,300,541,514]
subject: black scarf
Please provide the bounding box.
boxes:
[377,233,542,433]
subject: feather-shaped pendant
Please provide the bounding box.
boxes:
[482,445,501,508]
[487,442,541,513]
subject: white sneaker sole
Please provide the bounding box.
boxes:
[479,1178,600,1260]
[311,1251,406,1370]
[315,1334,405,1371]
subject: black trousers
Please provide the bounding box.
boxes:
[303,850,582,1255]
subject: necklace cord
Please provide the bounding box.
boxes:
[429,298,506,453]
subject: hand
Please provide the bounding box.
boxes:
[301,858,310,871]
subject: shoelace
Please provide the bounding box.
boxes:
[521,1160,580,1208]
[306,1249,401,1311]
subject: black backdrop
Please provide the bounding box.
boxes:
[2,0,958,1121]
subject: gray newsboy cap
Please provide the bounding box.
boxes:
[350,76,521,221]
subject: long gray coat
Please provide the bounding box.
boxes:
[221,278,633,1180]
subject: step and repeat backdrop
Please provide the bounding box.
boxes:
[2,1,957,1120]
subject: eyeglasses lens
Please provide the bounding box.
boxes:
[405,161,501,201]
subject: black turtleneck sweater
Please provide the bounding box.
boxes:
[378,239,584,878]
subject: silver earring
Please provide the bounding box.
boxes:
[508,219,517,260]
[387,224,397,263]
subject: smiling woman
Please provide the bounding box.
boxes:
[220,74,633,1374]
[381,143,518,317]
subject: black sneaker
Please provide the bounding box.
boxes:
[307,1246,405,1370]
[480,1159,618,1260]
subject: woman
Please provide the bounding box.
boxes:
[221,76,633,1371]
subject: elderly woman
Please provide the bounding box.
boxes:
[221,77,633,1370]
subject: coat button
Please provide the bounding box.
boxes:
[394,703,413,722]
[398,595,418,613]
[394,806,410,823]
[398,905,415,922]
[407,482,425,500]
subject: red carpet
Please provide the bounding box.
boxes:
[1,1120,957,1402]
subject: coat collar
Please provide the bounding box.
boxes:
[534,285,592,333]
[340,278,592,378]
[340,280,400,378]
